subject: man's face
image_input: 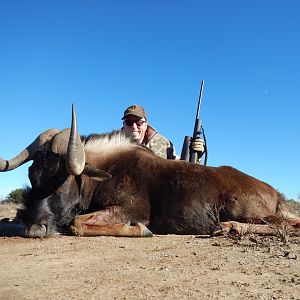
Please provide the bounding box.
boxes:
[123,116,147,144]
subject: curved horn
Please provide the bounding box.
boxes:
[51,128,71,157]
[0,128,60,172]
[66,104,85,175]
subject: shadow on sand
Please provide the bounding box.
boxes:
[0,218,24,237]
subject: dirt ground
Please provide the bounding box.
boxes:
[0,203,300,300]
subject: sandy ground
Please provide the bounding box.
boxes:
[0,203,300,300]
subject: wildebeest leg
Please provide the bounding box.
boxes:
[70,207,153,237]
[216,221,300,236]
[71,222,152,237]
[286,217,300,228]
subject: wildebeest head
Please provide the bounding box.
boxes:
[0,105,111,237]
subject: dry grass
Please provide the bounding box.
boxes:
[0,202,21,219]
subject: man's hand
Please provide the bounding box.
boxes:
[191,138,205,153]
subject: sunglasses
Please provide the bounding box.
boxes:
[124,120,146,127]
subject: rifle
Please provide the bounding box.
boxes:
[180,80,208,165]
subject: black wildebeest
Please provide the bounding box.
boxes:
[1,105,299,238]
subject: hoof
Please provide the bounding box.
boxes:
[70,225,83,237]
[138,223,153,237]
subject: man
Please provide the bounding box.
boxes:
[122,104,204,160]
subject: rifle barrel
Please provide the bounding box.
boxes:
[190,80,205,163]
[196,80,204,119]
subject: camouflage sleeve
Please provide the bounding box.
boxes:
[146,133,176,160]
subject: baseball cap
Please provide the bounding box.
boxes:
[122,104,147,120]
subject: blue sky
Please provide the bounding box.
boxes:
[0,0,299,201]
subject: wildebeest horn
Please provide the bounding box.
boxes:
[0,128,60,172]
[66,104,85,175]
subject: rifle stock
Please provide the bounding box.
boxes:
[180,136,191,161]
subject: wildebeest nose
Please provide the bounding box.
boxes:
[24,224,47,238]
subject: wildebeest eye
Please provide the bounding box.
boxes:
[45,153,61,175]
[29,151,62,188]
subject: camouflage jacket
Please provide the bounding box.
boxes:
[143,125,177,160]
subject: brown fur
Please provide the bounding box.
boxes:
[17,131,300,237]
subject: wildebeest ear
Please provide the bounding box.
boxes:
[83,164,112,182]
